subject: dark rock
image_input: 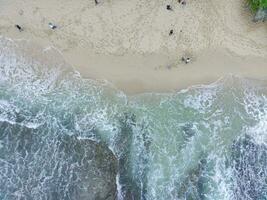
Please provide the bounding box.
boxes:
[181,123,195,141]
[0,122,118,200]
[116,113,141,199]
[231,135,267,200]
[115,113,150,200]
[177,158,208,200]
[254,8,267,22]
[59,135,118,200]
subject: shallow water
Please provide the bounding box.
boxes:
[0,37,267,200]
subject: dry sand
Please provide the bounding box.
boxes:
[0,0,267,94]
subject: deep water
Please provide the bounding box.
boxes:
[1,37,267,200]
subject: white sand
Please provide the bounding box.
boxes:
[0,0,267,93]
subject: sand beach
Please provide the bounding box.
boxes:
[0,0,267,93]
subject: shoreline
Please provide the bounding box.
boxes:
[0,0,267,94]
[3,36,267,95]
[68,48,267,94]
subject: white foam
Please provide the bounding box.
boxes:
[246,114,267,146]
[116,174,123,200]
[183,87,218,113]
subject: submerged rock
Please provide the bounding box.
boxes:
[181,123,195,141]
[254,8,267,22]
[59,135,118,200]
[116,113,142,199]
[177,158,208,200]
[0,122,118,200]
[115,112,151,200]
[231,135,267,200]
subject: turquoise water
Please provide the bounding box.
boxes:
[0,37,267,200]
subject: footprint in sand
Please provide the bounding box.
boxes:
[33,7,40,15]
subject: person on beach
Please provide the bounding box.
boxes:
[182,57,191,64]
[48,22,57,30]
[185,57,190,63]
[169,30,174,35]
[15,25,23,32]
[178,0,186,5]
[95,0,99,5]
[166,5,172,10]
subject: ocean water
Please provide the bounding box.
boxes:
[0,37,267,200]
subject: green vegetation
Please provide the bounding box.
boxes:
[248,0,267,12]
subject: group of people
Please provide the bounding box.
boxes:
[15,22,57,32]
[166,0,191,64]
[167,0,187,10]
[15,0,191,64]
